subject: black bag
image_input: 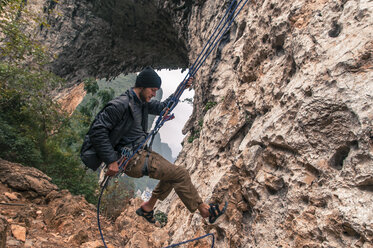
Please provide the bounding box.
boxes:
[80,145,102,171]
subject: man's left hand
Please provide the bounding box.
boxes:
[106,161,119,177]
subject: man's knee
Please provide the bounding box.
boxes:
[175,166,190,180]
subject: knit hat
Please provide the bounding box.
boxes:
[135,66,162,89]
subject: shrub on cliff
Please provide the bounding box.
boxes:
[0,0,98,203]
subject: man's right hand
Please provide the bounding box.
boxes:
[105,161,119,177]
[185,77,193,89]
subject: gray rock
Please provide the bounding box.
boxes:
[0,216,7,248]
[13,0,373,247]
[0,159,58,198]
[31,0,190,84]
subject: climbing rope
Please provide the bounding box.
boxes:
[163,233,215,248]
[97,0,249,247]
[97,179,109,248]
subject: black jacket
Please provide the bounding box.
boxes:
[80,89,172,170]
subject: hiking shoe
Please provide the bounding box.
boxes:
[136,207,156,224]
[208,201,228,224]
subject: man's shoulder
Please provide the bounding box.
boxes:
[109,91,131,109]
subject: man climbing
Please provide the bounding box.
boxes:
[81,66,226,224]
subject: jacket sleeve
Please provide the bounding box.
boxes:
[89,103,124,165]
[148,94,174,115]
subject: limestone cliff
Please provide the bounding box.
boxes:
[161,1,373,247]
[55,82,86,114]
[8,0,373,247]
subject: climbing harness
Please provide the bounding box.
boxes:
[97,0,249,247]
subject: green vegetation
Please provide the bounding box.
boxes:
[99,177,135,220]
[154,210,168,227]
[187,129,200,143]
[198,119,204,127]
[187,100,217,143]
[78,74,136,120]
[205,101,217,111]
[0,0,99,203]
[0,1,160,210]
[0,0,11,10]
[187,118,203,143]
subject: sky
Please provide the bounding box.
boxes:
[154,69,194,158]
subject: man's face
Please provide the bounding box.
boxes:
[139,87,158,102]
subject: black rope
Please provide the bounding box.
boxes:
[163,233,215,248]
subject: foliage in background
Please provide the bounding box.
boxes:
[99,177,135,220]
[0,0,98,203]
[79,74,135,121]
[0,0,169,208]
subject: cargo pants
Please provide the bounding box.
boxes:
[124,150,203,213]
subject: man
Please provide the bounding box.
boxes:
[81,66,226,224]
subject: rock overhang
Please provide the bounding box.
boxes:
[41,0,191,83]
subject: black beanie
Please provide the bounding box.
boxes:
[135,66,162,89]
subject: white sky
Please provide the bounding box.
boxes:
[154,69,194,158]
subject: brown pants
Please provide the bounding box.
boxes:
[124,150,203,213]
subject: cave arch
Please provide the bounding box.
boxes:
[42,0,191,83]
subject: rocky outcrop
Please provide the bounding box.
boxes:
[0,216,7,248]
[0,159,153,247]
[55,83,86,115]
[13,0,373,247]
[0,159,58,199]
[30,0,190,84]
[0,159,180,247]
[159,0,373,247]
[115,198,171,247]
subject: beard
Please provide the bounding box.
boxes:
[139,88,147,102]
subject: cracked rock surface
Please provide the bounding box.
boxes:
[0,159,167,248]
[8,0,373,247]
[157,0,373,247]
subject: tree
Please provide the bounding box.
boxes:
[0,0,99,204]
[99,177,135,220]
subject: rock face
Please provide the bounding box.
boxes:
[0,159,58,198]
[115,198,170,247]
[10,225,26,242]
[0,159,173,247]
[0,216,7,248]
[55,82,86,115]
[12,0,373,247]
[0,159,125,247]
[160,1,373,247]
[32,0,190,83]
